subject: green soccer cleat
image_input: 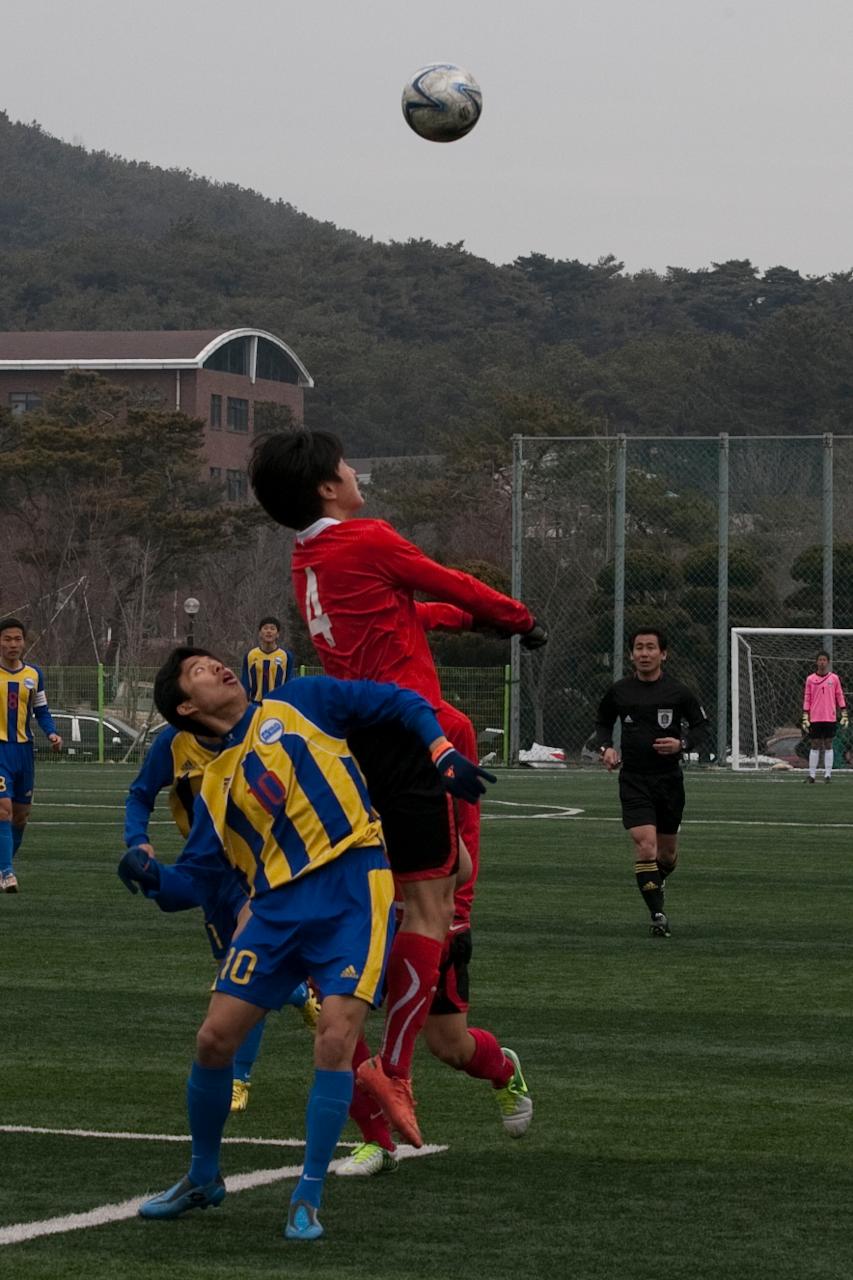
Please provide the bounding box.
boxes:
[284,1198,324,1241]
[138,1173,225,1220]
[650,912,671,938]
[495,1048,533,1138]
[335,1141,399,1177]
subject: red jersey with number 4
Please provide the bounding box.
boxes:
[292,518,533,707]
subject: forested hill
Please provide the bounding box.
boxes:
[2,111,853,452]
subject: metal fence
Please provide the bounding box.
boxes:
[510,434,853,763]
[36,664,511,765]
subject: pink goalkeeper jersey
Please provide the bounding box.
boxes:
[803,671,846,722]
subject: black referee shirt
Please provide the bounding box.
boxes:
[594,671,709,774]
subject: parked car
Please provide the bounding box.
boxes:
[765,726,808,769]
[36,711,145,762]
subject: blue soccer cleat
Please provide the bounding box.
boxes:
[284,1198,324,1241]
[138,1173,226,1219]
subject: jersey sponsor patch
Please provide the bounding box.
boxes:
[657,709,674,729]
[23,677,35,690]
[258,718,283,745]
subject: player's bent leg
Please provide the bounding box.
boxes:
[656,835,678,880]
[11,801,30,865]
[340,1035,397,1173]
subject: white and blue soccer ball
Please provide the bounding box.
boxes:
[401,63,482,143]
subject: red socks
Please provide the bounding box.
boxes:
[464,1027,514,1088]
[380,931,442,1079]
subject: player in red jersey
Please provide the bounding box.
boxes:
[249,430,545,1147]
[339,604,531,1175]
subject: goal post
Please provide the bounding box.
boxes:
[731,628,853,770]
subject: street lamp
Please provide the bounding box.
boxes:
[183,596,200,646]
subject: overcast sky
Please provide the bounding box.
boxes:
[4,0,853,275]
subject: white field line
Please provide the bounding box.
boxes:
[0,1124,327,1147]
[0,1134,446,1247]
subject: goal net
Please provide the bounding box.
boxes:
[731,628,853,770]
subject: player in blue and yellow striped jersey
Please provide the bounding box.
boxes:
[124,724,319,1112]
[0,617,62,892]
[118,646,493,1242]
[240,615,295,702]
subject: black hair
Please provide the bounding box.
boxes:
[629,627,668,651]
[248,429,345,531]
[258,616,281,631]
[153,646,217,734]
[817,650,831,661]
[0,616,26,638]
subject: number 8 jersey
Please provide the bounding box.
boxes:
[292,517,533,707]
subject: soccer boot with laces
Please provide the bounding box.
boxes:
[356,1055,422,1148]
[300,989,322,1031]
[494,1048,533,1137]
[650,912,671,938]
[139,1173,226,1219]
[1,871,18,893]
[284,1198,324,1241]
[335,1141,399,1177]
[230,1079,251,1113]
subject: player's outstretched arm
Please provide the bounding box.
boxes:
[124,729,176,849]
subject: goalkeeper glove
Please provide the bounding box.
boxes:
[801,713,810,733]
[842,710,849,729]
[431,739,497,803]
[118,846,161,895]
[520,618,548,651]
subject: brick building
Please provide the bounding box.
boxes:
[0,328,313,500]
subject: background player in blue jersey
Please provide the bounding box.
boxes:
[118,647,492,1242]
[240,615,296,702]
[125,723,319,1112]
[0,617,62,892]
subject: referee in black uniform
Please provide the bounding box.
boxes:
[593,628,709,937]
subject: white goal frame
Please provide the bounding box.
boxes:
[731,628,853,770]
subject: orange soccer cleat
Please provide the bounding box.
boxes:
[356,1055,422,1148]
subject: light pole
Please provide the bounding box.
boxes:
[183,596,200,646]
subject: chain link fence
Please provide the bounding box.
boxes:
[35,664,510,765]
[511,434,853,764]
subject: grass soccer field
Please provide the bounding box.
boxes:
[2,765,853,1280]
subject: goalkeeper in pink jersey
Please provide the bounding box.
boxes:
[802,651,848,783]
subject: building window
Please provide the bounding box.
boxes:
[204,337,250,375]
[227,397,249,432]
[209,467,222,482]
[8,392,42,415]
[226,469,247,502]
[256,337,299,384]
[210,394,222,429]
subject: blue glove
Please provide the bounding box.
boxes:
[432,742,497,804]
[118,846,161,895]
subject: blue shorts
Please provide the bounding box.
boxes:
[0,742,35,805]
[215,846,395,1011]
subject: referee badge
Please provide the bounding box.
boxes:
[657,709,674,729]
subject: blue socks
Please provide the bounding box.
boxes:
[187,1061,232,1186]
[233,1017,267,1083]
[292,1069,354,1210]
[11,825,23,858]
[0,821,12,875]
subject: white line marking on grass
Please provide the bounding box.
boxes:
[0,1143,446,1247]
[0,1124,315,1147]
[482,800,584,820]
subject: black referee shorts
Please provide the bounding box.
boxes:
[619,769,685,835]
[348,723,459,882]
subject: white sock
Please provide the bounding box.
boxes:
[825,752,833,779]
[809,749,820,778]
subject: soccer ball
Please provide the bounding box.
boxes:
[401,64,482,143]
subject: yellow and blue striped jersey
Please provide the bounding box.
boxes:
[0,661,56,744]
[125,726,221,845]
[160,676,444,901]
[240,646,295,702]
